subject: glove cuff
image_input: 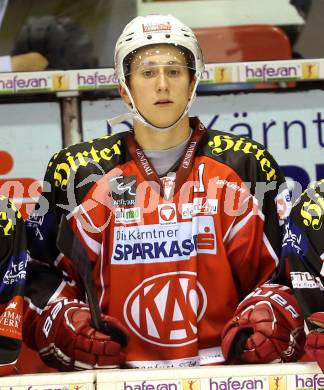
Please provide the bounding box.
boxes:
[237,284,302,329]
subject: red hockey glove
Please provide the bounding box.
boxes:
[34,299,129,371]
[221,284,305,364]
[305,312,324,371]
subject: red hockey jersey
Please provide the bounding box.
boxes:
[25,117,289,368]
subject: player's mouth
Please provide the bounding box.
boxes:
[154,99,173,105]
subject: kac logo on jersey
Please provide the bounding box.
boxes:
[109,175,137,206]
[124,272,207,346]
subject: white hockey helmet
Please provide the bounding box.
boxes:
[111,14,205,131]
[115,14,204,83]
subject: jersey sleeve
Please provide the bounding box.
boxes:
[23,150,87,351]
[25,133,124,281]
[25,145,110,308]
[25,151,78,309]
[282,179,324,326]
[207,131,291,298]
[0,196,27,375]
[23,142,117,350]
[223,184,280,298]
[62,168,116,266]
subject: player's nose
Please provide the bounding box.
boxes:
[155,68,169,92]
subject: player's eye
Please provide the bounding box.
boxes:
[141,68,157,78]
[167,67,181,77]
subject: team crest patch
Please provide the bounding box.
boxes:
[124,271,207,347]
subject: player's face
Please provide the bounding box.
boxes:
[121,44,195,129]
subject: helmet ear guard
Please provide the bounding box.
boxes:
[111,14,205,132]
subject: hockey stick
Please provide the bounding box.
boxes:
[56,214,127,347]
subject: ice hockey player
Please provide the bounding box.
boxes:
[282,179,324,370]
[22,14,305,371]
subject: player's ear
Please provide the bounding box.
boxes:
[119,85,131,105]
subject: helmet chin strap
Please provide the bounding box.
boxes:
[107,76,200,132]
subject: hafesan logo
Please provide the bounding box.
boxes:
[269,375,286,390]
[215,67,232,83]
[302,63,319,80]
[124,271,207,347]
[183,379,200,390]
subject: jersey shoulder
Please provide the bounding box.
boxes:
[48,131,129,173]
[200,128,282,184]
[44,131,130,191]
[0,196,23,239]
[290,179,324,233]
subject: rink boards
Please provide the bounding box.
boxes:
[0,363,322,390]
